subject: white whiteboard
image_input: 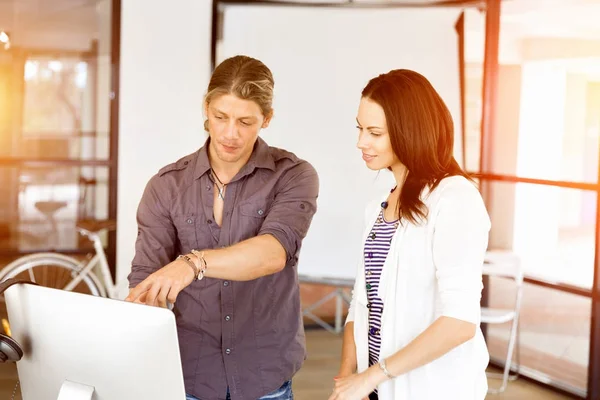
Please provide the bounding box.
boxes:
[219,6,463,279]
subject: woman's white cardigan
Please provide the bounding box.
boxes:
[346,176,491,400]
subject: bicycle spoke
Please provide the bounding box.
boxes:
[28,268,36,283]
[63,269,89,292]
[1,256,104,298]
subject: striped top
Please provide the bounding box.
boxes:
[364,208,399,369]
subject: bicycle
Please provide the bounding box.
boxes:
[0,220,128,299]
[1,219,130,400]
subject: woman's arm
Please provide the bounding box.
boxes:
[380,181,489,379]
[330,317,475,400]
[369,316,475,384]
[336,254,363,378]
[336,322,358,378]
[330,180,490,400]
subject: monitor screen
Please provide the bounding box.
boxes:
[5,284,186,400]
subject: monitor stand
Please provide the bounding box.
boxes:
[56,380,95,400]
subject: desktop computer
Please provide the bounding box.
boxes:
[4,283,186,399]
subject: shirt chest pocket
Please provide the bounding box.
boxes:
[172,214,199,252]
[237,201,270,240]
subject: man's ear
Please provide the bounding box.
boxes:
[262,111,274,129]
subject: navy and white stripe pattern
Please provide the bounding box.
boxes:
[364,208,399,368]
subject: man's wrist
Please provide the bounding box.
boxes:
[176,254,198,280]
[189,250,208,280]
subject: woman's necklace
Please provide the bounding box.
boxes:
[379,186,400,229]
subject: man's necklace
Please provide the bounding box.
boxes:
[211,168,227,200]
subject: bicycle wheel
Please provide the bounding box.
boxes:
[0,253,103,297]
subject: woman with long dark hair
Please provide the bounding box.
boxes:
[330,70,490,400]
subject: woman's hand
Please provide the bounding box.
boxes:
[333,366,354,381]
[328,367,384,400]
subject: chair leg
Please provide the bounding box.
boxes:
[487,318,519,394]
[508,321,520,381]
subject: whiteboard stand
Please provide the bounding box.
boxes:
[299,275,354,334]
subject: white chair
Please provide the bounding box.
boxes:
[482,250,524,394]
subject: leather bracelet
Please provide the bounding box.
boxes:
[188,250,201,271]
[190,250,207,281]
[378,359,395,379]
[177,254,199,279]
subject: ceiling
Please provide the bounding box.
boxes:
[500,0,600,40]
[0,0,107,51]
[0,0,599,53]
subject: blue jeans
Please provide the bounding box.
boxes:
[186,380,293,400]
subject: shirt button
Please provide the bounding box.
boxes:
[257,209,264,216]
[206,186,211,191]
[369,327,380,336]
[225,348,231,355]
[186,218,193,224]
[300,203,306,210]
[223,281,229,287]
[207,219,213,224]
[225,315,231,321]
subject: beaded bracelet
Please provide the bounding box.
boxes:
[190,250,208,281]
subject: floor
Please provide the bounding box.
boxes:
[0,329,577,400]
[485,277,590,392]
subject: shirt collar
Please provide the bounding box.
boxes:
[194,136,275,180]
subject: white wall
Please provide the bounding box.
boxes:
[116,2,463,288]
[116,0,212,296]
[220,5,462,279]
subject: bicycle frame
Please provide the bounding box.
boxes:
[63,228,120,299]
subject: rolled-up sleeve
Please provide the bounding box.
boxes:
[259,161,319,262]
[432,181,491,324]
[345,275,359,324]
[345,198,380,325]
[127,175,177,288]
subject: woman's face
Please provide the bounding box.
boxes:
[205,94,272,165]
[356,97,401,171]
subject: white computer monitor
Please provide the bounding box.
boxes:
[5,284,186,400]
